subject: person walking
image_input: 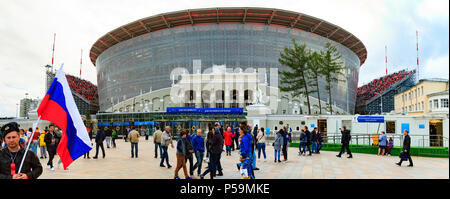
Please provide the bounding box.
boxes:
[44,124,58,170]
[396,130,413,167]
[256,127,266,160]
[311,127,318,153]
[38,128,47,159]
[129,126,140,158]
[273,128,283,162]
[83,127,93,159]
[299,129,307,156]
[191,129,205,176]
[237,124,254,178]
[174,130,193,179]
[160,126,174,168]
[185,130,194,176]
[111,128,117,148]
[387,137,394,156]
[378,131,388,156]
[0,122,43,179]
[212,125,224,176]
[200,127,214,179]
[317,130,323,154]
[153,126,163,158]
[29,128,39,155]
[93,127,106,159]
[234,125,240,150]
[223,127,234,156]
[336,126,352,158]
[104,127,112,149]
[304,126,312,156]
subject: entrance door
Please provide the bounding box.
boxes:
[386,121,395,134]
[429,119,443,147]
[318,119,327,142]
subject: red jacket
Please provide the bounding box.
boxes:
[223,131,234,146]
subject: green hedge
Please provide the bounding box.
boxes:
[289,142,449,158]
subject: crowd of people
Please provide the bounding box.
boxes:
[61,73,99,105]
[0,120,414,179]
[356,70,414,103]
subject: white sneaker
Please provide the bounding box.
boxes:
[47,165,51,169]
[50,167,55,171]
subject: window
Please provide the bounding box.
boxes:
[441,99,449,108]
[434,99,439,109]
[429,101,433,110]
[421,86,423,96]
[417,88,420,96]
[421,101,424,111]
[415,104,417,111]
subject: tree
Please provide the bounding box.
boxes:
[319,42,347,115]
[306,51,323,114]
[278,39,312,114]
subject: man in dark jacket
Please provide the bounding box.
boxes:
[337,126,353,158]
[311,127,318,153]
[93,129,106,159]
[0,122,42,179]
[44,124,58,170]
[210,126,224,178]
[304,126,312,156]
[396,129,413,167]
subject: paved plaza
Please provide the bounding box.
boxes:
[38,137,449,179]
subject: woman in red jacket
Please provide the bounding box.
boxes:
[223,127,234,156]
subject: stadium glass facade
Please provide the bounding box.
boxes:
[96,23,360,113]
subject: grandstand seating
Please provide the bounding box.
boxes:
[357,70,415,103]
[51,73,99,105]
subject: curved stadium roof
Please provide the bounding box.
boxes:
[90,7,367,67]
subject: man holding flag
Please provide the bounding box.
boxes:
[0,122,43,179]
[36,64,93,170]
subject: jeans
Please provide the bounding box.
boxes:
[112,138,116,148]
[95,143,105,158]
[160,146,170,166]
[192,151,204,175]
[105,136,111,148]
[299,142,306,154]
[274,149,281,161]
[317,142,323,152]
[131,143,138,157]
[257,143,266,159]
[30,141,38,154]
[154,142,162,158]
[312,141,318,153]
[40,146,47,158]
[226,145,231,155]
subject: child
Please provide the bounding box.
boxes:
[387,137,394,156]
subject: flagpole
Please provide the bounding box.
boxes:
[17,116,41,174]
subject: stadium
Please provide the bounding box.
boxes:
[89,7,367,116]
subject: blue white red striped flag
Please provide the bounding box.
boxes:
[37,64,92,169]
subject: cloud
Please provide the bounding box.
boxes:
[421,55,449,80]
[417,0,449,23]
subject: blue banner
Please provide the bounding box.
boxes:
[357,116,384,123]
[135,121,155,126]
[167,107,243,114]
[97,122,110,127]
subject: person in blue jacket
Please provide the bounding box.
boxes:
[237,124,254,178]
[191,129,205,176]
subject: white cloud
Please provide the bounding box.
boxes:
[421,55,449,80]
[417,0,449,23]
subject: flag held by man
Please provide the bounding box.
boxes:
[37,64,92,169]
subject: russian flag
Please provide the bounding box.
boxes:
[37,64,92,170]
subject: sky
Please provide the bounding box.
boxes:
[0,0,448,117]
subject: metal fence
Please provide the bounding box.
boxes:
[264,132,448,148]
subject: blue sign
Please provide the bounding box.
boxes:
[113,122,130,126]
[357,116,384,123]
[401,123,410,133]
[310,124,315,128]
[167,107,243,114]
[419,124,425,129]
[135,121,154,126]
[97,122,110,127]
